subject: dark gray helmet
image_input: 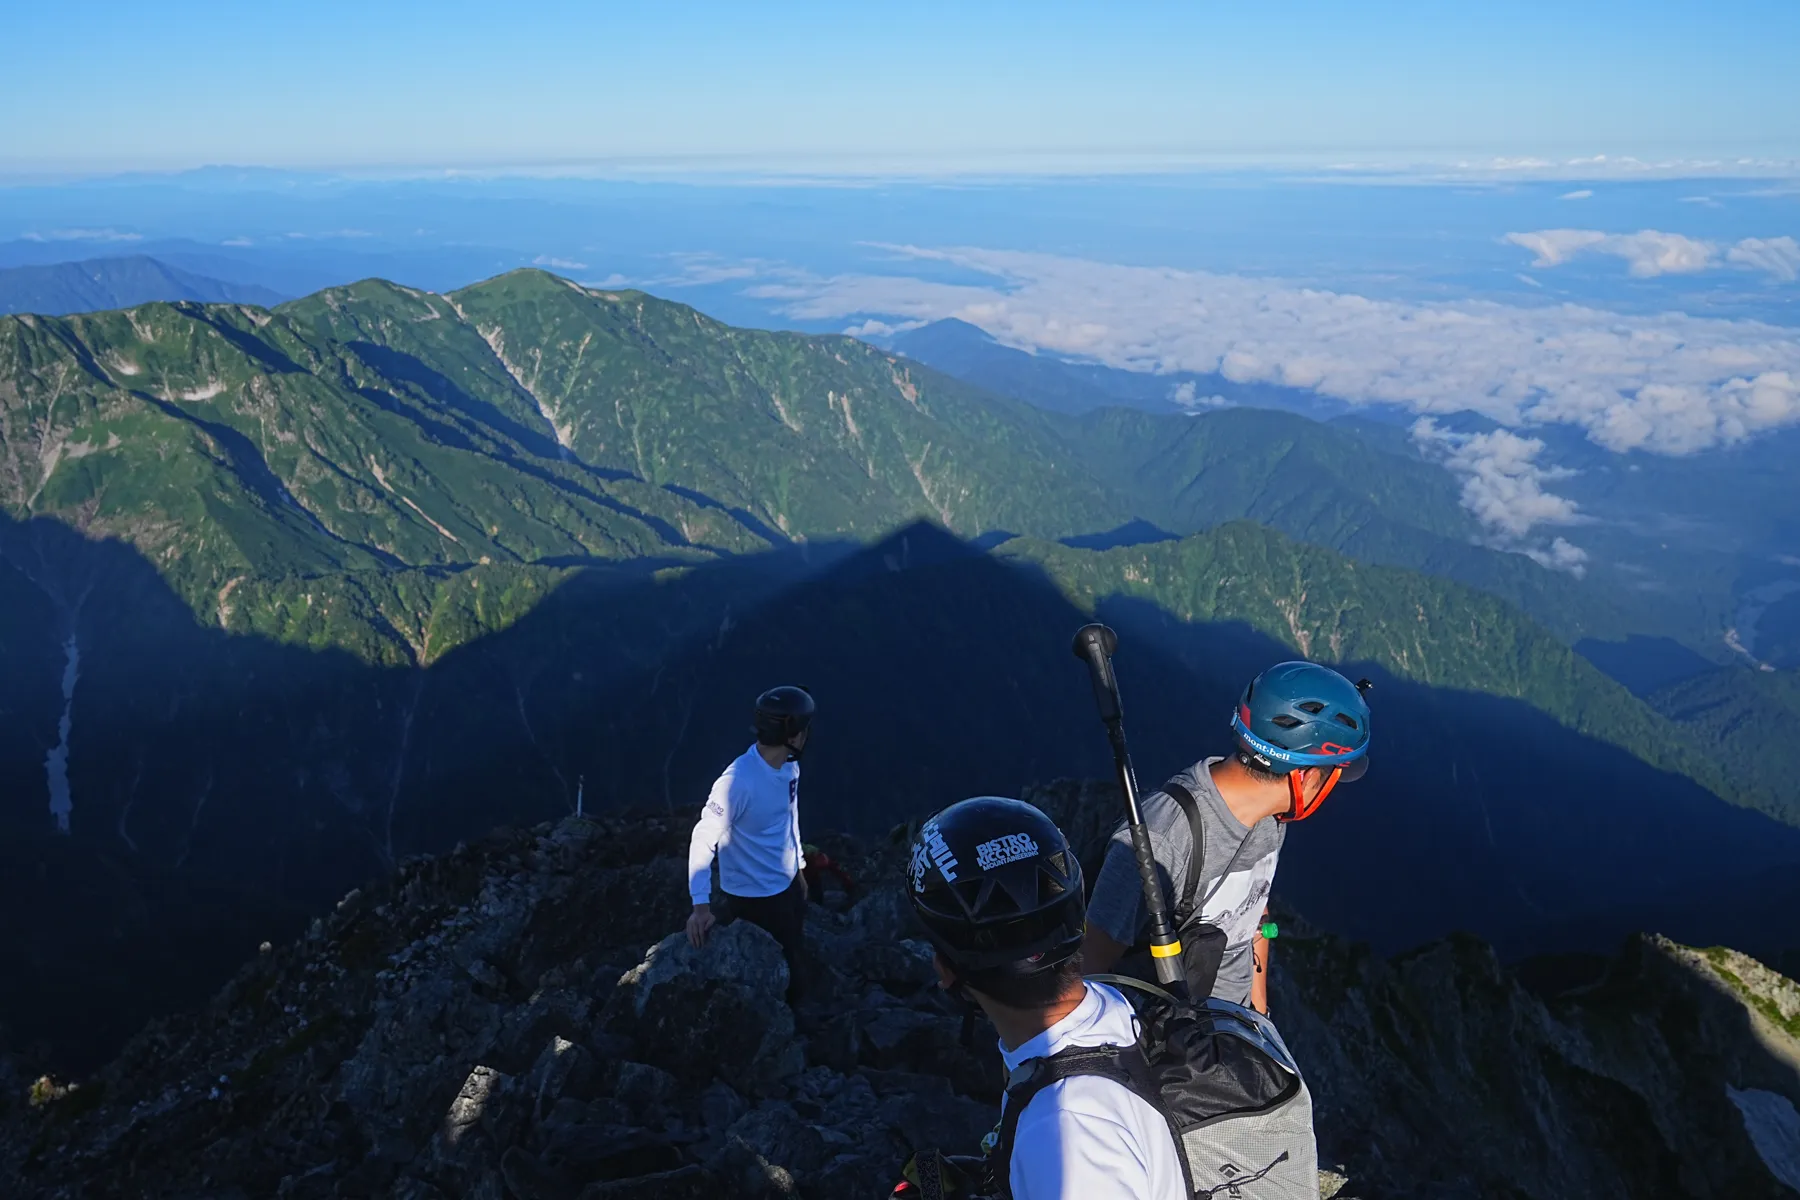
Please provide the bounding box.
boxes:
[753,685,815,747]
[907,797,1085,976]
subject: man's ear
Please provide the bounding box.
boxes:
[932,951,957,991]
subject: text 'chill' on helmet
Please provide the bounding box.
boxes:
[907,797,1085,977]
[753,685,815,746]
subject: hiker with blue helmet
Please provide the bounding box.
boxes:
[1081,662,1372,1012]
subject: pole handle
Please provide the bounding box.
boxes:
[1070,622,1189,1001]
[1071,623,1122,723]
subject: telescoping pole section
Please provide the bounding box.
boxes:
[1071,623,1189,1000]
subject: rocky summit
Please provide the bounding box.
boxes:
[4,781,1799,1199]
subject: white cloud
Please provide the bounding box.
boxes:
[578,273,631,289]
[1504,228,1714,277]
[1508,228,1800,282]
[1525,537,1591,577]
[1434,154,1800,181]
[221,236,254,247]
[1410,419,1581,536]
[1559,189,1594,200]
[1169,380,1226,410]
[1410,419,1588,574]
[533,255,589,271]
[842,318,924,338]
[758,246,1800,458]
[22,228,141,242]
[1727,236,1800,283]
[283,229,374,240]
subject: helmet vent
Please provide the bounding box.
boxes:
[1334,712,1360,730]
[1296,701,1326,715]
[1270,714,1304,729]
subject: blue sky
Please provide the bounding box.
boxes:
[5,0,1799,172]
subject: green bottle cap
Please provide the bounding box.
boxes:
[1260,921,1280,940]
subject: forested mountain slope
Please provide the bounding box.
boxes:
[4,272,1796,1074]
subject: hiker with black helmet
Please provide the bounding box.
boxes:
[1081,662,1372,1012]
[685,686,815,996]
[904,796,1187,1199]
[899,795,1317,1200]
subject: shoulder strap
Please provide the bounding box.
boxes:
[1160,780,1206,925]
[991,1044,1196,1199]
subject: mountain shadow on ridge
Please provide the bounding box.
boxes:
[4,514,1799,1073]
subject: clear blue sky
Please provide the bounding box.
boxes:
[4,0,1797,173]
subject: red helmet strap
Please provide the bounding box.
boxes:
[1281,766,1343,822]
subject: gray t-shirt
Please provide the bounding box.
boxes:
[1086,757,1285,1004]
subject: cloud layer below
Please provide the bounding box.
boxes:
[751,246,1800,553]
[757,246,1800,458]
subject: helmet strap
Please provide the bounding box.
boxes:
[1280,766,1342,822]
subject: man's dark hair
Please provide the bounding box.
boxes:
[965,953,1085,1010]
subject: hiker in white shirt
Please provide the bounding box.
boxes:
[906,797,1185,1200]
[685,686,815,999]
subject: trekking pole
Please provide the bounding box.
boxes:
[1071,623,1189,1000]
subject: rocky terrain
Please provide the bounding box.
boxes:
[4,780,1798,1199]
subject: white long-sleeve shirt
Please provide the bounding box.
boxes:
[687,744,804,904]
[1000,982,1186,1200]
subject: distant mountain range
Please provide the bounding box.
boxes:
[0,255,286,315]
[4,269,1798,1071]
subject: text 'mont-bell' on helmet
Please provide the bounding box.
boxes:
[1231,662,1372,820]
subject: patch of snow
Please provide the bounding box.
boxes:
[175,381,226,401]
[1727,1086,1800,1191]
[105,354,141,377]
[46,633,79,834]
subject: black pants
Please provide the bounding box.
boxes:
[724,874,806,1002]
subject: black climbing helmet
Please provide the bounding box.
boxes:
[753,685,815,748]
[907,797,1085,977]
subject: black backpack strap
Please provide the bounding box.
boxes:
[1160,779,1206,926]
[989,1045,1195,1199]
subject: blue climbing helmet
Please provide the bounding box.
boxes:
[1230,661,1372,822]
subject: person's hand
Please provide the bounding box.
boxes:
[686,904,715,948]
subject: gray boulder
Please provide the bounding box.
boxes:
[613,922,805,1098]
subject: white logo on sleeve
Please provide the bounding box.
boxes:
[975,832,1039,870]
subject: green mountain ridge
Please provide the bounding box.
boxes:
[0,270,1771,814]
[1004,525,1745,817]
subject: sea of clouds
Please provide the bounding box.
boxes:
[747,246,1799,570]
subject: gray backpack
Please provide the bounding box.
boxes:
[987,977,1318,1199]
